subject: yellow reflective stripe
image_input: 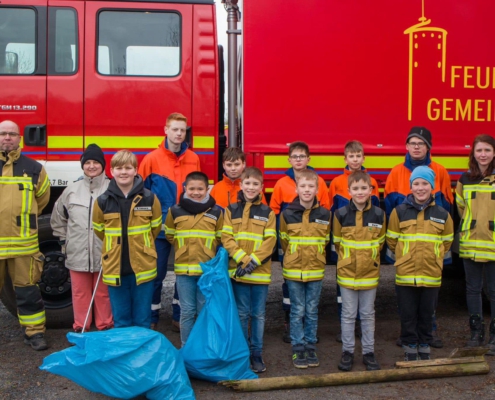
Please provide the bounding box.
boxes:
[302,270,325,279]
[175,230,216,239]
[283,269,302,279]
[280,232,289,240]
[455,192,465,207]
[229,269,271,283]
[289,237,326,245]
[105,227,122,236]
[193,136,215,149]
[143,233,151,247]
[460,250,495,261]
[105,237,112,252]
[0,235,38,244]
[36,174,50,197]
[165,227,176,235]
[0,243,39,257]
[18,310,46,326]
[103,274,120,285]
[340,238,382,248]
[337,275,379,287]
[251,253,261,265]
[128,225,151,235]
[234,232,263,240]
[174,264,203,273]
[461,240,495,249]
[264,229,276,238]
[462,185,495,192]
[216,230,222,238]
[151,216,162,228]
[233,249,247,263]
[282,268,324,280]
[397,234,446,243]
[333,235,342,243]
[135,268,157,283]
[222,225,234,234]
[395,275,441,286]
[0,177,33,184]
[386,230,400,239]
[93,222,105,232]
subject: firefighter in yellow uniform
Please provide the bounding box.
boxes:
[0,120,50,350]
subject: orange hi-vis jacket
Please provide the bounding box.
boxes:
[269,167,330,215]
[210,174,267,210]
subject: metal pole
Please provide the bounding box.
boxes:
[223,0,240,148]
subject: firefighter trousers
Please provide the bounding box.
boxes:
[0,254,46,336]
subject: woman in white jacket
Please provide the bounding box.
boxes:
[51,144,113,332]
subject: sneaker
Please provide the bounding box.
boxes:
[338,351,354,371]
[250,351,267,373]
[418,344,431,360]
[171,320,180,332]
[336,331,343,343]
[403,344,418,361]
[24,333,48,351]
[430,330,443,349]
[306,348,319,367]
[362,352,381,371]
[292,349,308,369]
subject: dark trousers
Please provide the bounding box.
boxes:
[396,285,440,346]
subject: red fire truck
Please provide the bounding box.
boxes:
[1,0,494,325]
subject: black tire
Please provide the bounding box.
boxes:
[0,214,74,328]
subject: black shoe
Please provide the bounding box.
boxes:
[338,351,354,371]
[362,352,381,370]
[418,345,431,360]
[306,347,319,367]
[336,331,343,343]
[467,315,485,347]
[430,330,443,349]
[292,348,308,369]
[403,345,418,361]
[24,333,48,351]
[355,320,362,339]
[250,351,266,373]
[486,318,495,356]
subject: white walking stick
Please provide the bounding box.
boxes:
[81,267,103,333]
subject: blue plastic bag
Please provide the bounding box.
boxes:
[181,247,258,382]
[40,327,195,399]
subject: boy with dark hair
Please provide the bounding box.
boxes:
[222,166,276,373]
[92,150,162,328]
[386,166,453,361]
[270,141,330,342]
[165,171,223,346]
[333,170,385,372]
[280,169,331,368]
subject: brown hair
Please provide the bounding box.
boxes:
[166,112,187,127]
[111,150,137,169]
[468,134,495,180]
[240,166,263,183]
[344,140,364,156]
[348,170,372,187]
[288,141,310,157]
[222,147,246,163]
[296,169,319,186]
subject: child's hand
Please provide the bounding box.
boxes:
[235,264,247,277]
[244,260,257,275]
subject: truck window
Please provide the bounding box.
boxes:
[48,8,78,75]
[97,10,180,77]
[0,8,36,75]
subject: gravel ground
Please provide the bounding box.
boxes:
[1,263,495,399]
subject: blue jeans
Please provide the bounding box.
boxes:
[107,274,153,328]
[232,281,268,353]
[176,275,205,347]
[151,239,171,323]
[286,279,322,349]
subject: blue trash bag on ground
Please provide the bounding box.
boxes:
[181,247,258,382]
[40,327,195,400]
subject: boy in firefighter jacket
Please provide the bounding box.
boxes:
[92,150,162,328]
[280,169,331,369]
[165,171,223,346]
[386,166,453,361]
[221,167,276,373]
[333,171,385,372]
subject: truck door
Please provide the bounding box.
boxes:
[84,2,193,154]
[0,1,47,159]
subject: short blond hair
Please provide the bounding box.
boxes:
[166,112,187,127]
[348,170,372,187]
[344,140,364,156]
[111,150,137,169]
[296,169,319,186]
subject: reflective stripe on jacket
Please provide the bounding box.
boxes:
[222,194,276,284]
[456,172,495,262]
[165,204,223,276]
[280,199,331,282]
[0,148,50,258]
[386,197,453,287]
[333,200,386,290]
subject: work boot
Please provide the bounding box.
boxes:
[486,318,495,356]
[418,344,431,360]
[283,311,291,343]
[292,346,308,369]
[403,344,418,361]
[467,314,485,347]
[171,319,180,333]
[430,329,443,349]
[305,345,319,367]
[250,351,267,373]
[24,333,48,351]
[338,351,354,371]
[362,352,381,371]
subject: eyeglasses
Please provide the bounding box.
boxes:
[0,131,20,138]
[407,141,426,148]
[289,155,308,160]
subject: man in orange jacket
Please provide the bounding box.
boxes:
[138,112,201,330]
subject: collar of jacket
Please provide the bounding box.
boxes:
[108,175,144,199]
[287,196,318,211]
[179,192,216,214]
[0,147,21,164]
[284,165,317,182]
[162,137,188,159]
[223,173,241,186]
[83,172,108,191]
[349,198,372,212]
[237,190,262,205]
[404,152,431,172]
[404,193,435,211]
[344,165,367,175]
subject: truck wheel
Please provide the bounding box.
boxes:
[0,215,74,328]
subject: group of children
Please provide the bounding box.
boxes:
[92,140,453,374]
